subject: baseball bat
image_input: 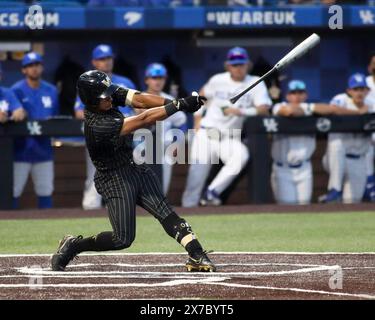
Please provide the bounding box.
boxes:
[229,33,321,104]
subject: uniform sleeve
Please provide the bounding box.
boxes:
[251,80,272,107]
[74,96,84,112]
[202,76,216,100]
[94,116,123,142]
[5,89,22,112]
[330,94,345,107]
[272,103,282,115]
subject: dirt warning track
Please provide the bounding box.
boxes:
[0,252,374,300]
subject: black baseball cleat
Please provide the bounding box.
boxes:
[186,251,216,272]
[51,235,82,271]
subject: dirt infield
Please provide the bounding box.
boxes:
[0,253,374,300]
[1,203,375,220]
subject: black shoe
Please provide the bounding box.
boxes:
[51,235,82,271]
[186,251,216,272]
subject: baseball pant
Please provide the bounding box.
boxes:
[13,161,54,198]
[322,138,345,191]
[94,163,174,248]
[271,161,313,205]
[365,145,374,177]
[82,148,102,210]
[182,129,249,207]
[342,157,367,203]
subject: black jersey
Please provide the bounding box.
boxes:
[84,107,134,172]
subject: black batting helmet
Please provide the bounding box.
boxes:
[77,70,119,107]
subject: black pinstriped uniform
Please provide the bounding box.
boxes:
[84,107,174,249]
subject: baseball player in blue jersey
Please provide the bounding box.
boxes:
[75,44,136,210]
[0,62,25,124]
[11,52,59,209]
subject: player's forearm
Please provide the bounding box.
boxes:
[131,93,170,109]
[121,103,176,135]
[313,104,363,115]
[277,105,305,117]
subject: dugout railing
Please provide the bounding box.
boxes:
[1,115,375,209]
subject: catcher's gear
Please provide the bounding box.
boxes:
[77,70,119,107]
[51,235,82,271]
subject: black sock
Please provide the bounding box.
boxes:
[74,232,117,253]
[185,239,204,258]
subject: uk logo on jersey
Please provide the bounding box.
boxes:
[0,100,9,112]
[42,96,52,108]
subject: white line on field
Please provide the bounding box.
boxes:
[0,280,373,300]
[0,277,226,289]
[208,282,375,300]
[66,262,326,268]
[15,265,339,277]
[0,252,374,258]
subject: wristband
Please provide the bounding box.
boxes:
[164,100,179,116]
[240,108,257,116]
[125,89,140,105]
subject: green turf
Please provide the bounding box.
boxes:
[0,212,374,254]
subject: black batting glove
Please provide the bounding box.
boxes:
[177,95,207,113]
[111,87,128,107]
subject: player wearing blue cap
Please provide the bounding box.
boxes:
[142,63,187,195]
[320,73,373,204]
[11,52,59,209]
[0,62,24,124]
[75,44,136,210]
[271,80,362,204]
[182,47,272,207]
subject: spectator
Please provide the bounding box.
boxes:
[11,52,59,209]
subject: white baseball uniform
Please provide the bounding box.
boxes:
[323,93,372,203]
[271,102,315,204]
[182,71,272,207]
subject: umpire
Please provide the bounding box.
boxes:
[51,70,216,272]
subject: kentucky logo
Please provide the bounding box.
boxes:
[42,96,52,108]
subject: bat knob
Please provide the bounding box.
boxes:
[192,91,199,97]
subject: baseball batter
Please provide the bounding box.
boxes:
[143,63,187,195]
[11,52,59,209]
[51,70,215,273]
[75,44,136,210]
[271,80,362,205]
[182,47,271,207]
[320,73,372,203]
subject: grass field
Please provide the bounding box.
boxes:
[0,211,374,254]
